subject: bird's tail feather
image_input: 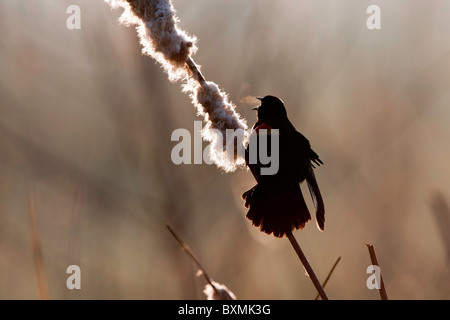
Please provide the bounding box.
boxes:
[242,184,311,238]
[306,167,325,231]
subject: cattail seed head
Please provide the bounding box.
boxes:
[106,0,248,171]
[106,0,197,81]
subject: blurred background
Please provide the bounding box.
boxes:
[1,0,450,300]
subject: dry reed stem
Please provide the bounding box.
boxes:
[430,193,450,263]
[65,175,87,300]
[366,243,388,300]
[27,181,50,300]
[314,256,341,300]
[287,232,329,300]
[166,224,218,294]
[186,57,205,84]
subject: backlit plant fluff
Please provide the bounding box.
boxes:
[105,0,248,172]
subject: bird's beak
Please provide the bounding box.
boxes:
[253,97,262,110]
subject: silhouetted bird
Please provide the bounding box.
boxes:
[242,96,325,237]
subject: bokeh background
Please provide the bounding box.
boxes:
[1,0,450,300]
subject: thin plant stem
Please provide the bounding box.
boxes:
[186,57,205,84]
[287,232,329,300]
[27,181,50,300]
[314,256,341,300]
[366,243,388,300]
[430,193,450,263]
[166,224,218,294]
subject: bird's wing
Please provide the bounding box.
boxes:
[291,131,325,231]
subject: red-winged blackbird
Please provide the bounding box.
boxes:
[242,95,325,237]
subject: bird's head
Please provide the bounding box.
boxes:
[253,95,287,120]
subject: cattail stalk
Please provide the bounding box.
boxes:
[166,224,236,300]
[287,232,329,300]
[430,193,450,263]
[166,224,216,290]
[314,256,341,300]
[27,181,50,300]
[366,243,388,300]
[186,57,205,84]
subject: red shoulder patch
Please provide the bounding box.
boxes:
[253,123,272,134]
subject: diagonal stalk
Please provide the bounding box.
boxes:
[27,181,50,300]
[366,243,388,300]
[166,224,219,294]
[287,232,329,300]
[314,256,341,300]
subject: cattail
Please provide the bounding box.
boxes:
[166,225,237,300]
[106,0,196,81]
[105,0,248,171]
[185,78,248,172]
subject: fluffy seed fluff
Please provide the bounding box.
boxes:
[203,281,236,300]
[185,79,248,172]
[106,0,248,171]
[106,0,197,81]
